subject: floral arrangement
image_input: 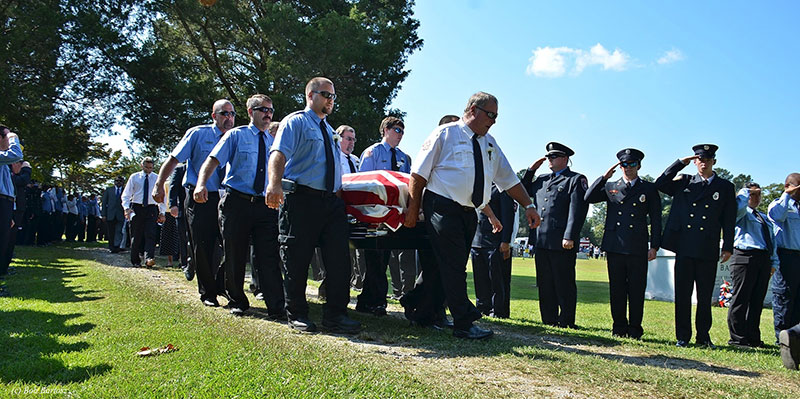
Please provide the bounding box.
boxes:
[718,280,733,307]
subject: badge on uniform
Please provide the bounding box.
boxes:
[396,159,405,169]
[640,194,646,203]
[557,185,563,192]
[581,177,588,191]
[487,143,494,160]
[683,188,691,192]
[713,192,719,200]
[421,137,433,151]
[609,189,619,194]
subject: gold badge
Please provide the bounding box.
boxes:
[703,145,710,150]
[713,192,719,200]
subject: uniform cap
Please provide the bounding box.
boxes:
[692,144,718,159]
[546,142,574,157]
[616,148,644,162]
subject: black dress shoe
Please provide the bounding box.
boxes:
[322,314,361,334]
[182,265,195,281]
[779,329,800,370]
[288,317,317,333]
[202,298,220,307]
[675,340,689,347]
[696,339,717,349]
[433,317,454,330]
[268,312,288,322]
[453,325,493,339]
[355,304,386,317]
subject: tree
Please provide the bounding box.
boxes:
[98,0,423,153]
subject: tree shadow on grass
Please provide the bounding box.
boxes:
[0,310,112,384]
[8,256,104,303]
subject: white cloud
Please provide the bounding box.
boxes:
[657,49,684,64]
[526,43,631,77]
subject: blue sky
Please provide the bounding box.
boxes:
[389,1,800,185]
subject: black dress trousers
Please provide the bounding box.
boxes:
[278,189,351,321]
[219,191,284,314]
[129,203,159,264]
[673,255,718,342]
[422,191,482,330]
[185,192,225,302]
[727,248,771,345]
[606,251,648,338]
[534,248,577,327]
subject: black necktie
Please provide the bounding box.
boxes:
[347,155,356,173]
[753,210,774,253]
[625,181,632,190]
[253,131,266,195]
[471,135,484,207]
[390,147,399,171]
[319,120,335,192]
[142,173,149,206]
[116,187,121,198]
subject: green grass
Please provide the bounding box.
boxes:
[1,245,798,398]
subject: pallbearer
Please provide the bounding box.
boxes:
[585,148,661,339]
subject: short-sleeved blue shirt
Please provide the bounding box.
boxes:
[170,123,225,191]
[270,108,342,192]
[358,141,411,173]
[210,124,273,196]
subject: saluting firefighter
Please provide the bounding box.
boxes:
[522,142,589,329]
[655,144,736,349]
[584,148,661,339]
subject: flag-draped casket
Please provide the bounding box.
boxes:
[341,171,411,231]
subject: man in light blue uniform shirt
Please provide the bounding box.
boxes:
[153,99,233,307]
[769,172,800,343]
[356,116,415,315]
[0,125,23,285]
[195,94,285,318]
[266,77,360,334]
[727,182,779,348]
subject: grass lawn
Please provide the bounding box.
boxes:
[1,243,798,398]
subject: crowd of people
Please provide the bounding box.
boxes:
[1,78,799,370]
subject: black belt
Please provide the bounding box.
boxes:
[427,190,475,212]
[186,185,219,197]
[226,188,264,203]
[0,194,14,201]
[132,203,157,207]
[734,247,768,254]
[294,184,336,198]
[779,248,800,255]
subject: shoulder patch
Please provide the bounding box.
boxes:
[581,177,588,190]
[363,148,373,158]
[421,137,434,151]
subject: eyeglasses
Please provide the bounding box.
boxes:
[312,90,337,100]
[343,136,357,142]
[392,127,404,135]
[251,106,274,114]
[216,111,236,118]
[546,154,565,159]
[475,105,498,120]
[620,161,639,168]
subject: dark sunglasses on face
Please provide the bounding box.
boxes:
[392,127,404,135]
[475,105,498,120]
[216,111,236,117]
[546,154,565,159]
[251,106,274,114]
[621,161,639,168]
[312,90,337,100]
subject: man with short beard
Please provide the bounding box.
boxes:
[152,99,234,306]
[266,77,361,334]
[195,94,285,317]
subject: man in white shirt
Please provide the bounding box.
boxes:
[403,92,541,339]
[122,157,165,267]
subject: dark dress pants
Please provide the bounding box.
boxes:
[471,246,513,318]
[129,204,158,264]
[727,248,771,345]
[185,193,224,302]
[65,213,78,241]
[357,249,390,308]
[606,252,648,338]
[535,248,577,327]
[0,198,13,276]
[674,255,718,342]
[471,247,493,315]
[279,190,351,321]
[176,215,189,266]
[389,250,417,297]
[219,192,284,314]
[421,191,482,330]
[106,218,123,250]
[773,248,800,341]
[86,216,97,241]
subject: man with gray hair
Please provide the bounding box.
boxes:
[403,92,541,339]
[266,77,360,334]
[152,99,233,305]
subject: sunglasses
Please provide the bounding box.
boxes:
[392,127,404,135]
[475,105,498,120]
[216,111,236,117]
[251,106,274,114]
[620,161,639,168]
[312,90,337,100]
[546,153,565,159]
